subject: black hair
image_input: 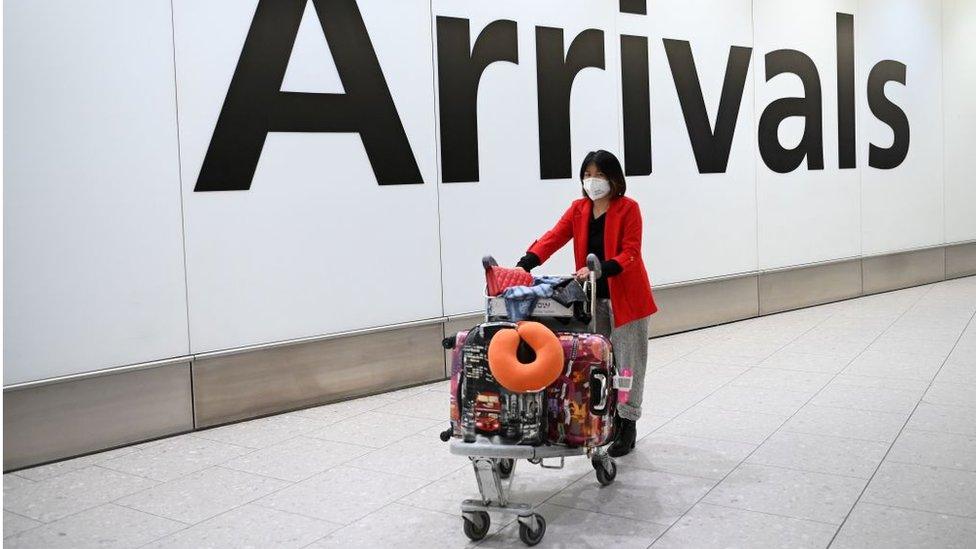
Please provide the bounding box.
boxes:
[579,150,626,198]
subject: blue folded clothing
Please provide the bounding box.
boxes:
[500,276,573,321]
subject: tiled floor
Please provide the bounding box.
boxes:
[5,276,976,548]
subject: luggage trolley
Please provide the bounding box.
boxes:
[448,253,619,546]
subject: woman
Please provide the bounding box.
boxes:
[515,150,657,457]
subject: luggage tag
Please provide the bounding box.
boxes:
[613,368,633,404]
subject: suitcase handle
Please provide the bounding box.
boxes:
[589,370,609,415]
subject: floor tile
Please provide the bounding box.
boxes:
[936,357,976,386]
[3,474,35,494]
[353,434,470,481]
[4,504,183,549]
[398,456,591,518]
[867,335,956,358]
[144,503,341,549]
[657,406,786,445]
[13,446,141,482]
[650,503,836,549]
[757,351,853,374]
[641,390,708,417]
[811,383,922,414]
[307,503,474,548]
[3,511,41,539]
[731,368,833,394]
[697,385,812,416]
[192,413,330,449]
[780,338,868,360]
[746,431,889,478]
[923,381,976,408]
[220,436,370,482]
[635,415,673,440]
[887,429,976,472]
[629,434,756,480]
[99,435,251,482]
[256,465,429,525]
[702,463,867,524]
[3,466,157,522]
[843,350,947,381]
[291,394,403,423]
[116,466,288,524]
[680,350,766,367]
[781,405,908,443]
[831,502,976,549]
[373,390,450,421]
[306,411,442,449]
[548,466,716,525]
[861,462,976,517]
[906,403,976,437]
[480,503,667,548]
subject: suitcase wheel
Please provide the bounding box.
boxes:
[592,456,617,486]
[518,513,546,546]
[462,511,490,541]
[497,458,514,479]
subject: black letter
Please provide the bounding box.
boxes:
[758,49,824,173]
[837,12,856,169]
[663,39,752,174]
[195,0,421,192]
[619,0,647,15]
[621,35,651,176]
[867,60,909,169]
[536,27,605,179]
[436,18,518,183]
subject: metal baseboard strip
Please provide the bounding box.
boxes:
[946,241,976,279]
[5,242,976,471]
[3,362,193,471]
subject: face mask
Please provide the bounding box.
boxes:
[582,177,611,200]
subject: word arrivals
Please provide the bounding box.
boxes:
[195,0,909,192]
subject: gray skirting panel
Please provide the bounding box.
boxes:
[759,259,863,315]
[192,324,445,428]
[947,241,976,279]
[4,241,975,471]
[649,274,759,337]
[862,246,946,295]
[3,362,193,471]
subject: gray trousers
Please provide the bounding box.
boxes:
[594,298,649,421]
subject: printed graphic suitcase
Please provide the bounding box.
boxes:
[449,322,546,445]
[448,329,468,437]
[546,331,617,447]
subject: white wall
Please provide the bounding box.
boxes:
[173,0,443,352]
[943,0,976,243]
[625,0,759,284]
[3,0,190,385]
[858,0,944,254]
[5,0,974,384]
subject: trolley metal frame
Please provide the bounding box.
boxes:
[449,253,618,546]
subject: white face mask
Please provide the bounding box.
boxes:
[582,177,611,200]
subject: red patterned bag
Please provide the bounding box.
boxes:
[485,266,533,296]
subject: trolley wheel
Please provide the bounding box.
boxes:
[462,511,490,541]
[592,456,617,486]
[498,458,515,479]
[518,514,546,546]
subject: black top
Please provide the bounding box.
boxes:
[516,211,622,298]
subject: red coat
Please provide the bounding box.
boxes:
[527,196,657,328]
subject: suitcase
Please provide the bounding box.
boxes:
[546,331,617,447]
[448,329,468,437]
[447,322,546,445]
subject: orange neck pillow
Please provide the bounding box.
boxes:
[487,321,565,392]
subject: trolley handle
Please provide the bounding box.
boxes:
[481,253,601,326]
[585,253,602,319]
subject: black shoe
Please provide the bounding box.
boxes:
[608,418,636,457]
